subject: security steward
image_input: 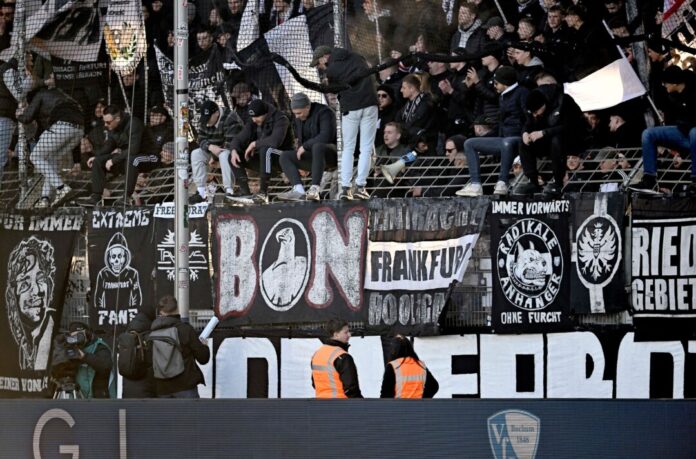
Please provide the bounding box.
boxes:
[380,335,439,398]
[311,319,362,398]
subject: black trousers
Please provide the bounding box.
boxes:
[230,146,283,194]
[519,134,566,185]
[279,143,337,186]
[92,154,161,197]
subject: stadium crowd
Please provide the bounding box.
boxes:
[0,0,694,207]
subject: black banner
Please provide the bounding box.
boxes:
[88,208,155,336]
[153,203,211,310]
[0,210,82,398]
[571,193,628,314]
[51,55,109,88]
[365,198,488,334]
[490,199,573,333]
[631,196,696,340]
[212,202,369,326]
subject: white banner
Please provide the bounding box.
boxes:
[364,234,478,291]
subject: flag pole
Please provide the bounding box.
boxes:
[174,0,191,321]
[15,0,29,206]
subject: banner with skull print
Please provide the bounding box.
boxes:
[212,202,369,326]
[570,193,627,314]
[0,210,82,398]
[153,203,212,310]
[489,199,573,333]
[88,208,155,336]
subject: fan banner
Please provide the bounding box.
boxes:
[489,199,573,333]
[365,198,488,334]
[570,193,628,314]
[212,202,369,326]
[87,208,155,336]
[0,209,82,398]
[631,196,696,340]
[153,203,212,311]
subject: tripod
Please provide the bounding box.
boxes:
[53,376,84,399]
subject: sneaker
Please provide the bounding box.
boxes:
[51,185,72,206]
[252,192,269,205]
[627,176,660,194]
[353,186,370,200]
[514,181,542,195]
[225,192,254,205]
[493,181,509,196]
[543,182,563,198]
[35,197,50,209]
[189,193,206,204]
[337,187,353,201]
[306,185,321,201]
[276,189,306,202]
[455,182,483,197]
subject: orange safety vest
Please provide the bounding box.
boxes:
[389,357,427,399]
[311,344,348,399]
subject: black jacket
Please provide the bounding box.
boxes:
[325,48,378,112]
[149,118,174,148]
[80,341,113,399]
[231,105,294,152]
[396,92,437,146]
[150,314,210,396]
[380,360,439,398]
[311,339,362,398]
[663,83,696,134]
[472,66,501,126]
[122,312,156,398]
[295,102,336,151]
[498,83,529,137]
[18,87,84,131]
[96,114,159,165]
[0,59,20,119]
[450,23,488,55]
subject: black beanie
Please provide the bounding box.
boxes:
[248,99,268,117]
[493,66,517,87]
[662,65,685,84]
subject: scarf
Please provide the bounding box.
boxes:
[458,19,482,49]
[403,92,425,124]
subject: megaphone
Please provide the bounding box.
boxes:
[380,151,417,184]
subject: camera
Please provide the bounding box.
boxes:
[51,331,86,379]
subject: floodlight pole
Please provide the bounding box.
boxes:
[174,0,190,321]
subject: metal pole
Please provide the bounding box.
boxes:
[332,0,344,197]
[15,0,28,203]
[174,0,190,321]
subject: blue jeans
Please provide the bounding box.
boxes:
[641,126,696,177]
[0,117,16,182]
[463,136,519,184]
[340,105,378,187]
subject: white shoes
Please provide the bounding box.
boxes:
[493,181,509,196]
[455,182,483,197]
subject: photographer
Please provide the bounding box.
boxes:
[60,322,115,399]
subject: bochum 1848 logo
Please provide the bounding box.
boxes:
[497,218,563,310]
[488,409,540,459]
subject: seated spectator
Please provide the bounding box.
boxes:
[607,106,641,149]
[17,86,84,208]
[190,100,244,203]
[396,74,437,152]
[230,99,295,204]
[457,66,528,197]
[148,104,173,148]
[87,105,160,205]
[277,93,337,202]
[421,134,468,197]
[516,83,586,197]
[630,66,696,194]
[230,82,253,124]
[450,2,488,55]
[375,84,399,147]
[371,122,410,198]
[583,110,609,149]
[131,141,175,206]
[592,147,631,193]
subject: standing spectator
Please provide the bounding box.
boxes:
[312,46,378,201]
[540,6,570,79]
[121,312,156,398]
[482,16,516,47]
[375,84,400,147]
[151,295,210,398]
[516,84,586,196]
[468,42,503,127]
[0,52,34,182]
[564,5,613,80]
[509,41,545,89]
[380,335,438,398]
[630,66,696,194]
[17,86,84,208]
[450,2,488,56]
[230,99,295,204]
[277,92,337,202]
[607,106,641,149]
[457,66,528,197]
[68,322,116,399]
[311,319,362,399]
[190,100,243,203]
[583,111,609,149]
[438,51,475,137]
[86,105,159,205]
[396,74,437,152]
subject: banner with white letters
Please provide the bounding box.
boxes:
[631,196,696,340]
[489,199,573,333]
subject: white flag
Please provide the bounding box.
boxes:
[237,0,260,51]
[563,59,646,112]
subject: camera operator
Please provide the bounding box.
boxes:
[65,322,115,399]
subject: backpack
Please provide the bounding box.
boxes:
[117,331,149,380]
[148,326,185,379]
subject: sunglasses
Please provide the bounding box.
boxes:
[377,93,390,98]
[445,148,456,153]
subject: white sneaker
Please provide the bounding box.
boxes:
[493,181,509,196]
[51,185,72,206]
[455,182,483,197]
[306,185,321,201]
[35,197,50,209]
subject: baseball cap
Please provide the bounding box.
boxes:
[311,45,332,67]
[199,100,219,126]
